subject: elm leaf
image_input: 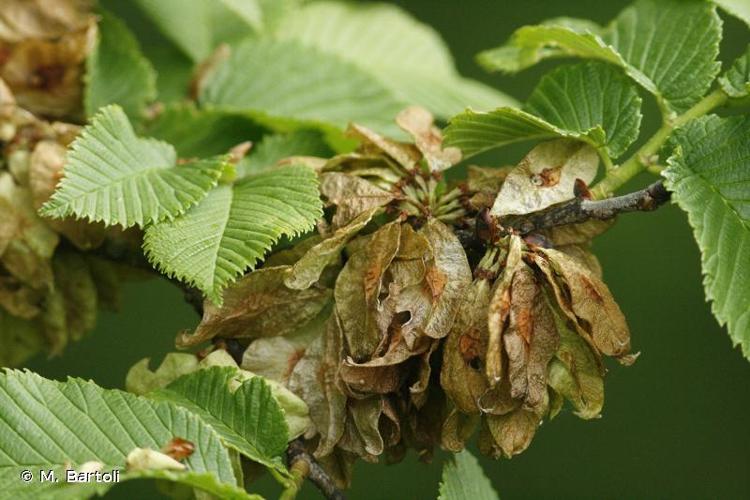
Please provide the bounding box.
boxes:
[664,115,750,359]
[40,106,225,228]
[438,450,499,500]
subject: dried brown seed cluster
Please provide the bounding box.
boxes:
[186,109,635,486]
[0,57,123,365]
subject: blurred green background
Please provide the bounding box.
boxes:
[27,1,750,498]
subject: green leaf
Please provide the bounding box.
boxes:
[0,369,243,499]
[40,106,225,228]
[150,367,289,474]
[84,10,156,120]
[275,1,517,117]
[145,104,266,158]
[237,130,333,178]
[664,115,750,359]
[438,450,499,500]
[133,0,256,62]
[719,45,750,98]
[478,0,722,115]
[143,166,322,303]
[200,38,405,135]
[446,61,642,159]
[714,0,750,27]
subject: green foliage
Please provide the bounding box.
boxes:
[446,62,642,160]
[719,45,750,98]
[150,367,290,474]
[200,38,406,135]
[275,1,516,118]
[715,0,750,27]
[664,115,750,359]
[478,0,722,115]
[0,369,247,499]
[143,166,322,303]
[145,104,266,158]
[237,130,333,178]
[438,450,499,500]
[84,10,156,120]
[40,106,225,228]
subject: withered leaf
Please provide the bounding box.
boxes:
[547,299,604,419]
[347,123,420,170]
[491,139,598,217]
[0,0,93,43]
[0,307,44,366]
[543,219,613,247]
[419,219,471,340]
[320,172,395,228]
[441,406,479,452]
[486,235,524,383]
[178,266,331,347]
[240,304,328,384]
[335,222,401,361]
[395,106,461,172]
[540,247,631,358]
[52,250,97,342]
[441,277,492,415]
[1,17,95,118]
[285,207,379,290]
[483,407,539,459]
[0,273,43,319]
[0,172,59,287]
[289,314,347,458]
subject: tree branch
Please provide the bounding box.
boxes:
[286,439,347,500]
[498,180,670,235]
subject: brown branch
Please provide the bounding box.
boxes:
[496,180,670,235]
[286,439,347,500]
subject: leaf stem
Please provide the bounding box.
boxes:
[592,89,728,198]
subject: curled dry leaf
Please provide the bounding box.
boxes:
[0,0,93,42]
[395,106,461,171]
[481,407,539,459]
[335,221,401,361]
[539,247,631,359]
[347,123,420,170]
[491,139,598,217]
[320,172,395,228]
[178,266,332,347]
[285,206,380,290]
[288,314,347,458]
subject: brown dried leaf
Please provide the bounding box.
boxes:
[240,305,328,384]
[546,299,605,419]
[288,314,347,458]
[486,235,524,383]
[440,406,479,452]
[0,307,44,366]
[0,172,58,287]
[490,139,598,217]
[0,0,93,42]
[419,219,472,339]
[1,17,95,118]
[320,172,395,228]
[335,222,401,361]
[0,273,43,318]
[285,207,379,290]
[441,278,492,415]
[541,247,631,358]
[178,266,331,347]
[51,250,97,342]
[347,123,420,170]
[543,219,613,247]
[483,407,539,459]
[395,106,461,172]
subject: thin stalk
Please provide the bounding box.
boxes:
[592,89,728,198]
